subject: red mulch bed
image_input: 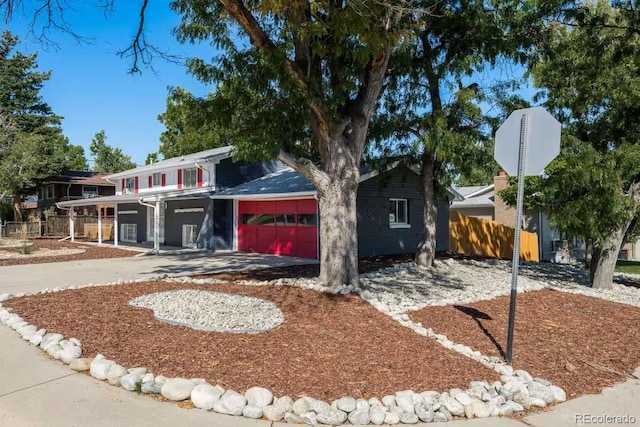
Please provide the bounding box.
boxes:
[0,239,138,266]
[5,280,499,401]
[410,288,640,399]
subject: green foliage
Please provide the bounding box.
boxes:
[0,198,13,221]
[53,137,89,171]
[145,152,160,165]
[89,130,137,173]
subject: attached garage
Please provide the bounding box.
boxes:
[237,199,318,259]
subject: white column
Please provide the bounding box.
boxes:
[69,207,75,242]
[97,206,102,245]
[154,200,160,254]
[114,204,119,247]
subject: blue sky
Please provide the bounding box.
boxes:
[7,2,215,167]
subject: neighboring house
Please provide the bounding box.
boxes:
[452,172,640,261]
[56,146,457,259]
[27,171,115,217]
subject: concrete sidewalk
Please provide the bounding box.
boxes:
[1,256,639,427]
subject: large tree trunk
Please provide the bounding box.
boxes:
[317,179,359,287]
[415,152,438,267]
[12,191,23,222]
[589,226,627,289]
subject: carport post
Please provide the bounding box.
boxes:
[114,204,119,248]
[97,206,102,245]
[69,207,75,242]
[154,200,160,254]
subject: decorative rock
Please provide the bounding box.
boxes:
[141,381,163,394]
[464,404,474,419]
[59,345,82,365]
[418,391,440,404]
[356,398,369,410]
[395,391,415,414]
[454,391,472,406]
[105,364,127,386]
[414,400,434,422]
[244,386,273,408]
[127,367,147,376]
[316,409,348,425]
[348,408,370,425]
[433,412,448,423]
[534,377,551,386]
[528,397,547,408]
[382,395,396,408]
[90,357,115,381]
[69,338,82,347]
[141,373,155,384]
[513,393,531,409]
[310,399,330,414]
[443,397,465,417]
[448,388,463,398]
[300,411,318,426]
[471,401,491,418]
[549,385,567,402]
[39,333,63,351]
[69,358,93,372]
[191,384,224,410]
[18,325,37,340]
[120,373,143,391]
[336,396,357,413]
[263,396,294,421]
[242,405,263,419]
[292,397,311,416]
[369,405,386,425]
[46,344,62,359]
[400,412,419,424]
[515,370,534,382]
[438,406,453,421]
[528,382,555,404]
[160,378,196,401]
[384,412,400,425]
[213,390,248,416]
[284,412,304,424]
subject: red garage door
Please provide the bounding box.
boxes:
[238,199,318,259]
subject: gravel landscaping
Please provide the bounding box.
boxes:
[0,239,139,266]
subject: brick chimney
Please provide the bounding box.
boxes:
[494,171,516,228]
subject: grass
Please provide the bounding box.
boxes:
[616,260,640,275]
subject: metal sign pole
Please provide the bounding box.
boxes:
[505,113,529,364]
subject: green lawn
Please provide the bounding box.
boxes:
[616,260,640,274]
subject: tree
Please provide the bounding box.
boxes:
[370,0,563,267]
[89,130,136,173]
[145,152,159,165]
[53,136,89,171]
[0,30,65,220]
[506,0,640,289]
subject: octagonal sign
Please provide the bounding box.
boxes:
[494,107,561,176]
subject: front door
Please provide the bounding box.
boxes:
[146,205,165,244]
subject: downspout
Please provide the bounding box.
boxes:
[56,203,74,242]
[138,198,159,255]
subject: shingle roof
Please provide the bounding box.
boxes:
[455,185,488,198]
[47,171,114,186]
[215,167,315,197]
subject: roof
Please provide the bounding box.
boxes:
[55,186,217,208]
[451,184,495,208]
[214,167,316,199]
[105,146,235,180]
[47,171,114,186]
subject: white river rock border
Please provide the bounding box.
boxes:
[4,258,636,424]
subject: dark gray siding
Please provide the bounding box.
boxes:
[216,159,285,190]
[165,199,212,249]
[117,203,146,243]
[356,167,450,257]
[213,200,233,250]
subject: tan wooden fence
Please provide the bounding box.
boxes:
[4,216,114,239]
[449,211,539,262]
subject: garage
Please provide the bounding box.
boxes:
[238,199,318,259]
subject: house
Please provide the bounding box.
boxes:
[28,171,116,217]
[452,172,640,261]
[56,146,456,259]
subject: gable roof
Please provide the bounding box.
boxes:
[105,146,234,180]
[451,184,495,208]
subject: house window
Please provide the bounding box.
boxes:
[46,185,55,199]
[120,223,137,242]
[152,173,162,187]
[182,168,197,188]
[389,199,410,228]
[82,186,99,198]
[297,214,317,227]
[124,178,135,194]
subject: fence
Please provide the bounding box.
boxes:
[449,211,539,262]
[3,216,115,239]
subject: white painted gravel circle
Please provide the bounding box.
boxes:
[129,290,285,333]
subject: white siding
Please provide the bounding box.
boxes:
[114,162,217,196]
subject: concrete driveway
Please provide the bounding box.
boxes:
[1,253,639,427]
[0,250,316,295]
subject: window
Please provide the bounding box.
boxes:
[182,168,197,188]
[46,185,55,199]
[182,224,198,247]
[152,173,162,187]
[276,214,296,226]
[124,178,135,194]
[120,224,137,242]
[82,185,99,198]
[257,214,275,225]
[389,199,409,228]
[297,214,317,227]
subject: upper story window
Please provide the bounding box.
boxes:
[389,198,409,228]
[183,168,197,188]
[124,178,135,194]
[46,185,55,199]
[82,185,99,198]
[152,173,162,187]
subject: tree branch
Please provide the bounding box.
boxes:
[277,149,329,189]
